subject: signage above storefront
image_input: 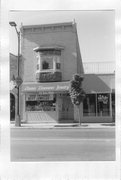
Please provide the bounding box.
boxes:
[22,81,70,92]
[26,94,54,101]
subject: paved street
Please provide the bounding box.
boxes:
[11,127,115,161]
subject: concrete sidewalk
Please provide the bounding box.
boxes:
[10,122,115,129]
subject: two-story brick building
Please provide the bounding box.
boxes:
[11,21,115,124]
[19,22,84,124]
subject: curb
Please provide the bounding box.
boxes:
[10,123,115,129]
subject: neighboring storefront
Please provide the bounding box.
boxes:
[82,74,115,122]
[10,53,18,121]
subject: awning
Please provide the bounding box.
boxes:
[21,74,111,94]
[83,74,111,93]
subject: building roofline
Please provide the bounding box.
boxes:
[21,21,75,29]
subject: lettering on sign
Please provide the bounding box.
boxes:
[22,82,70,92]
[24,86,37,91]
[38,86,55,91]
[56,85,69,91]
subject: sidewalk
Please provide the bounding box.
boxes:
[10,122,115,129]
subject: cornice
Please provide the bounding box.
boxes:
[21,22,76,34]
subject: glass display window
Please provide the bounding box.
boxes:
[26,94,37,101]
[25,93,56,111]
[83,94,96,116]
[83,93,110,117]
[56,62,61,69]
[97,93,110,116]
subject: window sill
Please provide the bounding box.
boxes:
[36,69,61,73]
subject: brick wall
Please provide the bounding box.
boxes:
[21,22,81,82]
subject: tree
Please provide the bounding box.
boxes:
[69,74,86,125]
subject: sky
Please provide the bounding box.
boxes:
[9,10,115,63]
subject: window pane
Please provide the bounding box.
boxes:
[26,101,56,111]
[83,94,96,116]
[112,93,115,121]
[37,64,39,70]
[97,94,110,116]
[56,63,61,69]
[42,61,49,69]
[26,94,56,111]
[42,56,53,69]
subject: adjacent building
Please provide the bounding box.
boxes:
[10,53,18,121]
[10,21,115,124]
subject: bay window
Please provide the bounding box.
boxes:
[36,50,61,72]
[34,46,64,82]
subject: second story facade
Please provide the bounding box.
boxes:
[20,22,84,83]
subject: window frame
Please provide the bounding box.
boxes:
[36,49,61,72]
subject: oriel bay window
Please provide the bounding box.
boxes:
[36,49,61,72]
[26,93,56,111]
[34,46,64,82]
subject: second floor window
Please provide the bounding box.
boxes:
[37,64,39,70]
[56,62,61,69]
[42,61,49,69]
[36,49,61,72]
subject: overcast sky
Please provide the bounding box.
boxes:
[9,10,115,63]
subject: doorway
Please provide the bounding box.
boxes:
[10,93,15,121]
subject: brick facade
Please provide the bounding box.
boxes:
[21,22,83,82]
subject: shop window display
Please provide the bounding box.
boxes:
[83,93,110,117]
[26,94,56,111]
[83,94,96,116]
[97,94,110,116]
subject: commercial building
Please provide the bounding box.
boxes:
[10,21,115,123]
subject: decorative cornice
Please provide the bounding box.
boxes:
[21,22,76,35]
[33,45,65,52]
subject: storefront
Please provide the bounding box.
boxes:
[82,74,115,123]
[21,81,74,123]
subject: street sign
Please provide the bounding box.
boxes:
[16,76,23,86]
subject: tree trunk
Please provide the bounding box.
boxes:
[77,105,81,126]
